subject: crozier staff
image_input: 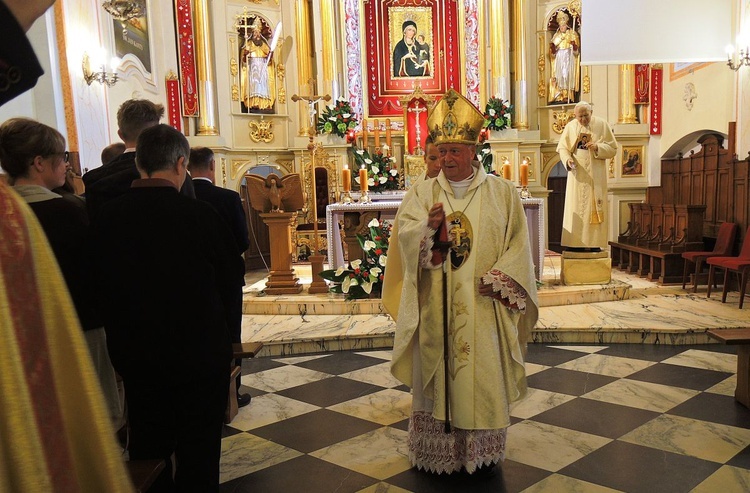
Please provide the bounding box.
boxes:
[386,88,538,476]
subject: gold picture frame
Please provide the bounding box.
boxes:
[621,146,645,177]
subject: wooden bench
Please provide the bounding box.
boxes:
[126,459,166,492]
[225,342,264,423]
[609,241,685,284]
[706,329,750,408]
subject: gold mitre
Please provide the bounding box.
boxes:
[427,88,484,146]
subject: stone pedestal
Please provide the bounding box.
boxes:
[561,251,612,285]
[260,212,303,294]
[307,254,330,294]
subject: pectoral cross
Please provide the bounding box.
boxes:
[291,80,331,140]
[408,101,427,154]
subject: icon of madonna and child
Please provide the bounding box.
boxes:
[392,19,431,78]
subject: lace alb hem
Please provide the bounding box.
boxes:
[419,223,442,270]
[481,269,527,313]
[407,411,506,474]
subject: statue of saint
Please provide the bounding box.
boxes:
[240,17,276,112]
[548,10,580,104]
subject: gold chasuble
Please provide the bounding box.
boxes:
[387,163,538,430]
[0,182,133,492]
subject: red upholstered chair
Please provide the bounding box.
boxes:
[682,222,738,293]
[707,226,750,309]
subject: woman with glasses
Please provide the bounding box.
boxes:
[0,117,122,426]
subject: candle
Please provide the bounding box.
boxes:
[362,119,368,149]
[385,118,392,148]
[520,159,529,187]
[502,160,511,180]
[342,164,351,192]
[359,166,368,191]
[374,119,380,148]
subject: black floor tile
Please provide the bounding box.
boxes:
[276,375,385,407]
[594,344,691,362]
[238,384,265,399]
[221,425,244,439]
[293,351,384,374]
[560,440,721,493]
[527,367,618,396]
[395,384,411,392]
[667,392,750,428]
[219,454,378,493]
[241,356,286,374]
[524,345,589,366]
[728,444,750,470]
[390,418,409,432]
[385,464,511,493]
[626,363,733,391]
[501,460,553,493]
[531,397,660,439]
[250,409,381,453]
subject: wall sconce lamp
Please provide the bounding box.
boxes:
[82,51,121,87]
[726,39,750,71]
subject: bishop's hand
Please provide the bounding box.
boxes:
[428,203,445,230]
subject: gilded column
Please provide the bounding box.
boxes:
[295,0,315,135]
[320,0,338,99]
[512,0,529,130]
[490,0,509,100]
[618,64,638,124]
[194,0,219,135]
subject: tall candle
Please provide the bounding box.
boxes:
[385,118,392,147]
[502,160,511,180]
[520,160,529,187]
[362,119,368,149]
[359,166,368,191]
[342,164,351,192]
[374,119,380,148]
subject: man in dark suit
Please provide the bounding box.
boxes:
[83,99,195,221]
[92,124,243,492]
[189,146,251,408]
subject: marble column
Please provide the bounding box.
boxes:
[194,0,218,135]
[618,64,638,124]
[320,0,338,100]
[490,0,510,100]
[512,0,529,130]
[295,0,315,136]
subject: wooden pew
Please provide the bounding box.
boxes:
[225,342,264,424]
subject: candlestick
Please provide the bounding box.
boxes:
[359,166,368,192]
[374,119,380,148]
[502,160,511,180]
[362,119,368,149]
[385,118,392,148]
[520,160,529,187]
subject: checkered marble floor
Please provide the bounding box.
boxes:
[220,344,750,493]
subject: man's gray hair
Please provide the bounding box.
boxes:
[135,124,190,175]
[575,101,592,113]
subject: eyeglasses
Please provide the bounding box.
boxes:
[61,151,70,163]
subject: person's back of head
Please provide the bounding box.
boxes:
[188,146,214,174]
[101,142,126,165]
[0,117,65,180]
[117,99,165,145]
[135,124,190,176]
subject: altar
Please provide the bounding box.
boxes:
[326,196,545,282]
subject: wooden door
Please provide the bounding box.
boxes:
[547,163,567,253]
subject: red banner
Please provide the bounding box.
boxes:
[635,64,649,104]
[165,75,182,131]
[649,67,662,135]
[174,0,199,117]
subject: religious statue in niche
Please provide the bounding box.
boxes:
[547,9,580,104]
[238,15,276,113]
[391,15,432,78]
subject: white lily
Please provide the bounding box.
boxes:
[389,169,398,176]
[363,240,376,251]
[379,176,387,184]
[371,165,379,174]
[335,267,346,276]
[328,116,337,121]
[368,218,380,228]
[379,254,387,266]
[364,158,373,164]
[370,267,382,276]
[368,178,376,186]
[489,108,496,116]
[342,276,352,293]
[356,149,365,155]
[350,259,362,269]
[342,113,351,118]
[361,281,373,294]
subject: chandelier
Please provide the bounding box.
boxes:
[101,0,145,22]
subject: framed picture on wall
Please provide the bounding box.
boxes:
[111,0,156,89]
[621,146,645,177]
[359,0,462,118]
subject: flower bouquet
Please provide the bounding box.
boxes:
[483,97,513,131]
[352,147,400,192]
[477,142,494,176]
[317,99,358,138]
[319,218,391,300]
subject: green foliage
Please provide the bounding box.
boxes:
[352,148,400,192]
[482,97,513,131]
[317,99,358,137]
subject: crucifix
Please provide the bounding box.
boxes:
[408,100,427,155]
[291,81,332,294]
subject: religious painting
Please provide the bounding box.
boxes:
[669,62,711,81]
[112,1,154,86]
[359,0,462,118]
[621,146,644,177]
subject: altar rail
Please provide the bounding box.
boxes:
[609,203,705,284]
